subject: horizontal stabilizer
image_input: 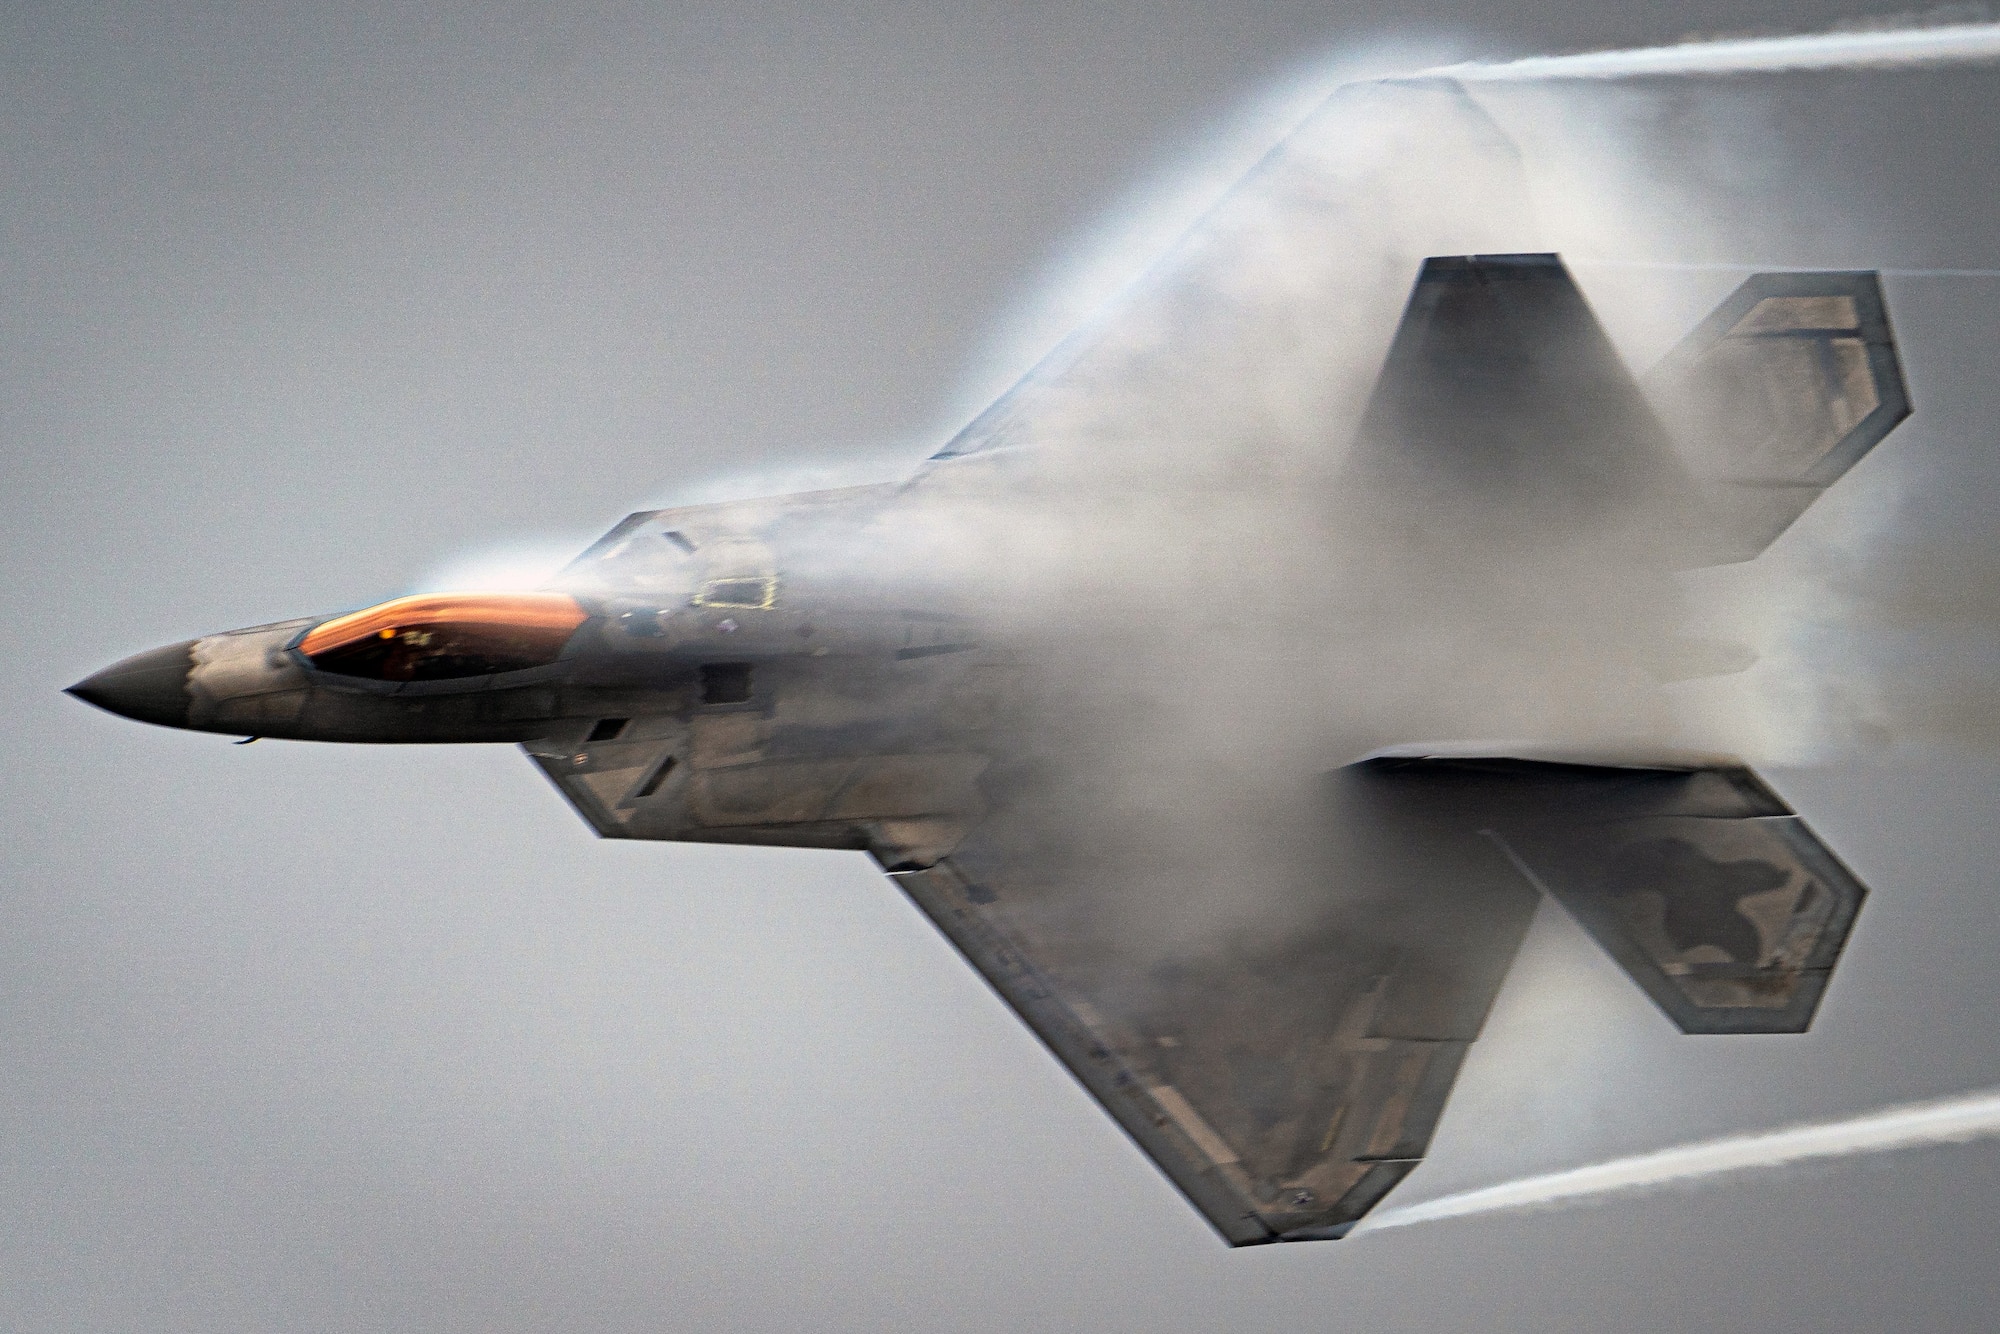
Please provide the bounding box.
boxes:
[1360,751,1868,1034]
[1644,271,1911,564]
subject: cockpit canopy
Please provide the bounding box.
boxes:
[300,592,587,681]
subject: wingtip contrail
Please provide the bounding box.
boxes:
[1403,20,2000,83]
[1357,1086,2000,1234]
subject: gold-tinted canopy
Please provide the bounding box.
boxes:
[301,592,587,681]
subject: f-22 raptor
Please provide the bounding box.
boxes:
[71,91,1910,1243]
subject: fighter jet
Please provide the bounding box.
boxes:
[68,87,1911,1243]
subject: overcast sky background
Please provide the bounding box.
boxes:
[9,3,2000,1331]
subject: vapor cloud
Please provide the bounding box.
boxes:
[1358,1085,2000,1232]
[871,77,1731,962]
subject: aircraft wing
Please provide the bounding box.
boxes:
[877,749,1865,1245]
[884,762,1542,1245]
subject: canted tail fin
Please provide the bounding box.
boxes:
[1644,271,1912,565]
[1341,254,1704,557]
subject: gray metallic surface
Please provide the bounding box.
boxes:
[879,762,1543,1245]
[1645,270,1912,563]
[1369,754,1868,1034]
[65,640,196,729]
[1344,253,1705,562]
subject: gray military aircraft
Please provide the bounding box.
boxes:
[68,244,1908,1243]
[59,45,1918,1253]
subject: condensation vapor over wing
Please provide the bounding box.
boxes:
[892,79,1563,955]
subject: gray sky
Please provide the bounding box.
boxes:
[9,3,2000,1330]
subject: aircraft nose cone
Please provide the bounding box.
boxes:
[66,640,197,728]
